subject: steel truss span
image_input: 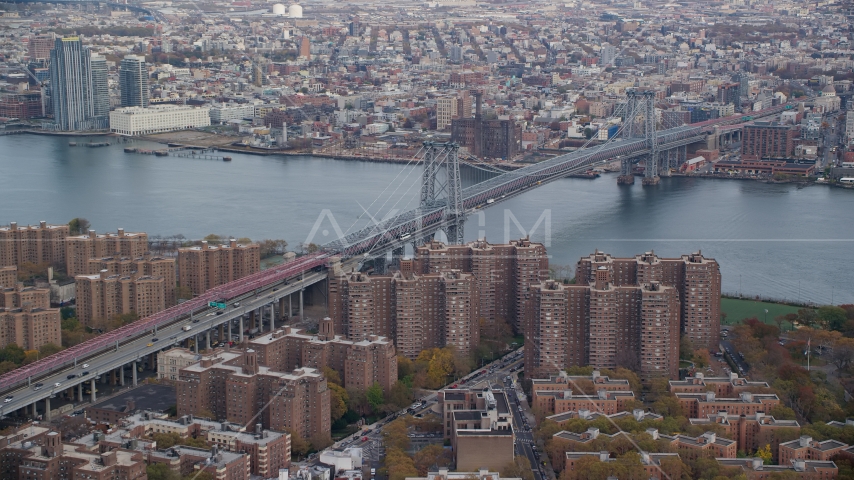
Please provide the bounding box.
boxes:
[0,101,795,394]
[327,100,794,259]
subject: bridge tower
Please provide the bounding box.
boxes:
[617,89,659,185]
[420,141,465,244]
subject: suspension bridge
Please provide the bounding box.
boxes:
[0,90,800,415]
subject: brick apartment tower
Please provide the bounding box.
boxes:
[0,270,62,350]
[576,250,720,351]
[178,240,260,296]
[88,254,177,306]
[525,250,717,381]
[176,349,330,440]
[0,221,69,268]
[327,239,545,359]
[65,228,150,277]
[75,270,166,326]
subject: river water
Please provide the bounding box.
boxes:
[2,134,853,305]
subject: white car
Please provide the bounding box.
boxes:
[54,382,62,388]
[81,363,89,369]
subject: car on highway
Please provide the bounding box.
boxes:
[54,382,62,388]
[67,374,77,379]
[192,318,200,323]
[81,363,89,369]
[82,371,89,376]
[4,395,12,403]
[147,343,154,347]
[217,311,224,315]
[33,383,43,391]
[152,338,159,342]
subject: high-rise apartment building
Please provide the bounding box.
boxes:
[176,349,330,440]
[600,44,617,66]
[119,55,149,107]
[75,270,166,326]
[247,318,398,393]
[49,37,108,131]
[575,250,721,350]
[27,33,55,60]
[525,250,720,381]
[178,240,260,296]
[0,221,69,268]
[90,54,110,120]
[0,273,62,350]
[298,37,310,59]
[0,426,147,480]
[328,239,545,358]
[437,96,458,130]
[66,228,150,277]
[741,122,798,161]
[88,254,177,306]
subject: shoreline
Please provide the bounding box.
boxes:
[3,131,851,189]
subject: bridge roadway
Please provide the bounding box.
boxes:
[329,102,799,258]
[0,259,328,414]
[0,101,797,412]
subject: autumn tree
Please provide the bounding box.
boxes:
[68,217,91,235]
[329,383,349,423]
[309,432,333,450]
[501,456,535,480]
[288,429,311,459]
[413,444,452,475]
[366,382,385,413]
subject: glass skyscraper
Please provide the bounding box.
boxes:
[49,37,108,131]
[119,55,149,108]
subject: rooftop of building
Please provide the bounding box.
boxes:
[779,435,848,451]
[716,457,837,473]
[531,370,631,387]
[547,409,662,423]
[675,391,778,403]
[689,412,799,428]
[669,372,770,389]
[536,389,635,401]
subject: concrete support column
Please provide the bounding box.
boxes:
[30,402,36,417]
[91,379,96,402]
[119,365,125,386]
[206,329,211,350]
[194,334,199,353]
[78,383,83,402]
[227,320,232,343]
[45,397,51,421]
[299,289,304,321]
[219,323,224,340]
[132,361,138,387]
[239,317,244,342]
[288,295,292,318]
[250,310,256,330]
[270,304,274,330]
[279,297,286,321]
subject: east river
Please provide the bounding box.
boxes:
[2,134,853,304]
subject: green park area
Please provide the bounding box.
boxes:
[720,297,804,330]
